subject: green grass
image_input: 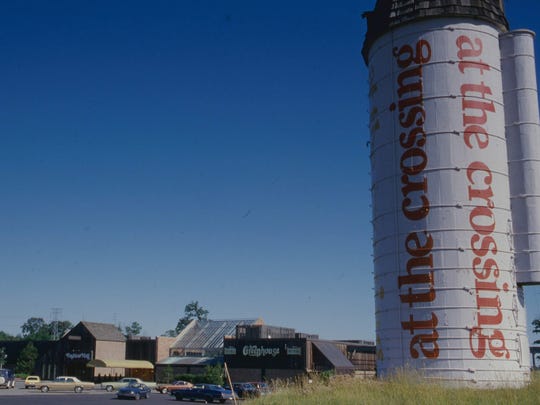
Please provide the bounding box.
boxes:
[247,371,540,405]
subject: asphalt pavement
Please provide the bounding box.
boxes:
[0,380,226,404]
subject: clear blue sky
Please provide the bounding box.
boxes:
[1,1,539,342]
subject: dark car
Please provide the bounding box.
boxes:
[225,382,258,398]
[247,381,271,396]
[172,383,237,403]
[117,383,152,400]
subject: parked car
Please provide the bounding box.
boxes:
[24,375,41,389]
[156,380,193,394]
[38,376,95,393]
[225,382,258,398]
[101,377,156,392]
[117,382,152,400]
[172,383,237,403]
[247,381,271,396]
[0,369,15,389]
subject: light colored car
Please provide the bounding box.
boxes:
[101,377,156,392]
[155,380,193,394]
[24,375,41,389]
[38,376,95,393]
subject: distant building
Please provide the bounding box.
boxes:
[59,321,127,380]
[156,318,261,379]
[224,324,375,381]
[0,318,376,383]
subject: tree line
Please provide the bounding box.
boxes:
[0,301,209,374]
[0,300,209,341]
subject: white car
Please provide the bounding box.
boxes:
[101,377,156,392]
[38,376,95,393]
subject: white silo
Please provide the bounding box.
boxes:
[363,0,532,387]
[500,30,540,285]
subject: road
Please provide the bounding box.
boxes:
[0,381,238,404]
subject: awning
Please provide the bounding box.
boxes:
[86,359,154,369]
[311,341,355,372]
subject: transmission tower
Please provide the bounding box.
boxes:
[51,307,62,340]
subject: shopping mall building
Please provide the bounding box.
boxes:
[1,319,375,382]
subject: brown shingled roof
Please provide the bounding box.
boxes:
[80,321,126,342]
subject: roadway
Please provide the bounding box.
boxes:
[0,380,238,404]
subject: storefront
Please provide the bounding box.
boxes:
[223,325,376,381]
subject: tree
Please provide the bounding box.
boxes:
[15,342,38,374]
[20,317,73,341]
[175,301,209,334]
[533,319,540,344]
[124,322,142,337]
[204,364,224,385]
[161,365,174,384]
[48,320,73,340]
[0,331,18,341]
[0,347,7,368]
[162,329,177,337]
[21,317,51,340]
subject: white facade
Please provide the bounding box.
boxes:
[501,30,540,285]
[368,18,531,387]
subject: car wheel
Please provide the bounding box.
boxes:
[106,385,114,392]
[161,388,168,394]
[205,396,213,403]
[175,395,183,401]
[135,393,140,400]
[40,386,49,393]
[74,386,83,393]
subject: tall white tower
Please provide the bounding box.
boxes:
[363,0,539,387]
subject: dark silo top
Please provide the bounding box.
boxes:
[362,0,509,64]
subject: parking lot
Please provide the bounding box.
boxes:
[0,381,239,404]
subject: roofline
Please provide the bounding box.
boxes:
[362,0,509,64]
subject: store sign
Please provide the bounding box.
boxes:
[224,339,306,369]
[66,352,91,360]
[242,345,280,357]
[286,346,301,356]
[224,346,237,355]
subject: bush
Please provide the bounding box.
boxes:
[174,365,224,386]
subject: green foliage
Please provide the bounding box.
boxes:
[21,317,51,340]
[20,317,73,341]
[0,347,7,368]
[160,365,174,384]
[162,329,177,337]
[124,322,143,337]
[175,301,209,334]
[174,373,200,384]
[0,331,19,341]
[533,319,540,344]
[203,364,224,385]
[48,320,73,339]
[248,372,540,405]
[173,365,224,386]
[318,370,334,384]
[15,342,38,374]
